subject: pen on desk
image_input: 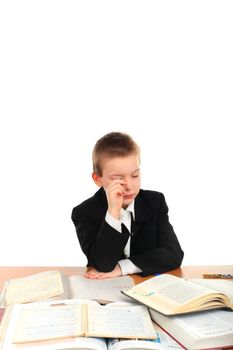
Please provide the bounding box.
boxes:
[202,273,233,279]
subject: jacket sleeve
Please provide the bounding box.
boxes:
[129,193,184,276]
[71,205,130,272]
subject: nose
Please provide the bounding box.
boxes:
[123,178,132,191]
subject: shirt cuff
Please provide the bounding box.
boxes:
[118,259,143,276]
[105,211,121,232]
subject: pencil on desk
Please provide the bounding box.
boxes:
[203,273,233,279]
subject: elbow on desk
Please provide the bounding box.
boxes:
[146,249,184,276]
[88,257,118,273]
[166,249,184,274]
[176,248,184,265]
[171,247,184,269]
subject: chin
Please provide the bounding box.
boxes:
[123,199,133,207]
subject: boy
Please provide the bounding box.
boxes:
[71,132,184,278]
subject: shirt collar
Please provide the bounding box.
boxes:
[120,200,135,220]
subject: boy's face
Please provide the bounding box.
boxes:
[93,155,141,208]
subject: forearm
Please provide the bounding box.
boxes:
[130,245,184,276]
[76,220,130,272]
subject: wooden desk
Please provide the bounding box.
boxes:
[0,265,233,290]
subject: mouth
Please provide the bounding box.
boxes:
[123,194,134,200]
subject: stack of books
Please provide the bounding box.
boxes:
[123,273,233,350]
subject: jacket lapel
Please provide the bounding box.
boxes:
[134,190,152,222]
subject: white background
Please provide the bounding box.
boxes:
[0,1,232,267]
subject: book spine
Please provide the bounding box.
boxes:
[82,303,88,336]
[153,321,187,350]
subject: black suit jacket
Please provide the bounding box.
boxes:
[71,188,184,276]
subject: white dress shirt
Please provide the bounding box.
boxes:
[105,201,142,276]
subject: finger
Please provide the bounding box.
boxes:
[109,179,127,186]
[106,181,127,192]
[96,273,111,279]
[84,269,100,278]
[106,184,126,196]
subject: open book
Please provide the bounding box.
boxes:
[0,270,134,307]
[0,307,10,345]
[122,274,233,315]
[150,308,233,350]
[0,300,159,350]
[107,323,183,350]
[4,299,155,343]
[0,306,183,350]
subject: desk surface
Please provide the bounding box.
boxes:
[0,265,233,290]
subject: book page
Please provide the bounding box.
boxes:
[12,302,83,343]
[190,278,233,305]
[150,308,233,350]
[107,323,182,350]
[46,337,108,350]
[0,307,11,344]
[2,271,66,306]
[86,304,156,339]
[123,274,220,314]
[69,275,134,303]
[153,323,183,349]
[1,300,105,350]
[0,307,6,326]
[108,338,161,350]
[173,309,233,337]
[2,336,107,350]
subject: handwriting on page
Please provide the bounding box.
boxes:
[87,305,155,338]
[13,304,83,343]
[70,276,134,302]
[5,273,64,305]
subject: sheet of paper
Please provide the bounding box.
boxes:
[69,275,134,303]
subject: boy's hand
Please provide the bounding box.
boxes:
[104,180,127,219]
[84,264,122,279]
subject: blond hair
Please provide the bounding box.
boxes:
[92,132,140,176]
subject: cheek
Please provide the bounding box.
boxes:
[132,178,141,192]
[100,177,112,187]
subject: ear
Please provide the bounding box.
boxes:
[92,172,102,187]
